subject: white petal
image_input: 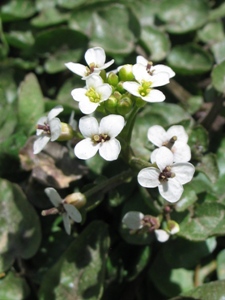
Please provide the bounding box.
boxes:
[171,163,195,184]
[166,125,188,143]
[95,59,114,70]
[75,139,100,160]
[151,73,170,87]
[172,142,191,163]
[64,203,82,223]
[44,187,62,207]
[150,148,159,164]
[158,179,183,203]
[152,64,175,78]
[95,84,112,100]
[136,55,148,66]
[49,118,61,141]
[79,98,99,114]
[86,74,104,88]
[154,147,173,170]
[71,88,88,102]
[99,139,121,161]
[155,229,170,242]
[147,125,167,147]
[122,211,144,230]
[133,64,150,82]
[33,135,50,154]
[65,62,88,77]
[79,116,99,137]
[62,212,71,235]
[99,114,125,138]
[85,47,106,67]
[123,81,140,97]
[142,89,165,103]
[48,105,63,121]
[137,167,160,188]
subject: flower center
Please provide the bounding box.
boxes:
[146,61,154,75]
[86,87,101,103]
[138,80,152,97]
[162,136,177,150]
[159,166,175,182]
[36,123,51,134]
[92,133,110,144]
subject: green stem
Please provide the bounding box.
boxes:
[84,168,133,200]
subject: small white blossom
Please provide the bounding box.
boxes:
[65,47,114,80]
[155,229,170,242]
[136,55,175,79]
[44,187,82,235]
[71,75,112,114]
[137,147,195,203]
[122,211,144,230]
[123,64,170,102]
[148,125,191,163]
[33,105,63,154]
[75,114,125,161]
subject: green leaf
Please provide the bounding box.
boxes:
[175,185,198,212]
[149,248,194,297]
[158,0,209,34]
[209,2,225,21]
[167,44,213,75]
[5,30,34,49]
[44,49,82,74]
[140,26,170,61]
[39,221,109,300]
[0,271,30,300]
[188,125,209,160]
[0,0,37,22]
[31,7,69,28]
[0,179,41,272]
[211,40,225,64]
[197,21,225,44]
[89,4,137,55]
[17,73,45,135]
[180,280,225,300]
[196,153,219,184]
[179,202,225,241]
[211,60,225,93]
[163,238,216,269]
[217,250,225,280]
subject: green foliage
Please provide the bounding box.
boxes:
[0,0,225,299]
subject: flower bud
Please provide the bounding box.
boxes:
[64,192,86,209]
[108,72,119,86]
[135,97,146,108]
[117,96,133,115]
[57,122,75,141]
[104,96,118,113]
[166,220,180,235]
[118,64,134,81]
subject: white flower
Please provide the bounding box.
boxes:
[33,105,63,154]
[137,147,195,203]
[136,55,175,79]
[75,114,125,161]
[148,125,191,163]
[155,229,170,242]
[122,211,144,230]
[44,187,82,235]
[65,47,114,80]
[123,64,170,102]
[71,75,112,114]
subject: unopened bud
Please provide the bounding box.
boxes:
[64,192,86,209]
[118,64,134,81]
[57,122,75,141]
[104,96,118,113]
[166,220,180,235]
[108,72,119,86]
[117,96,133,115]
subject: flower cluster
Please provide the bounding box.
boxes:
[32,46,195,238]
